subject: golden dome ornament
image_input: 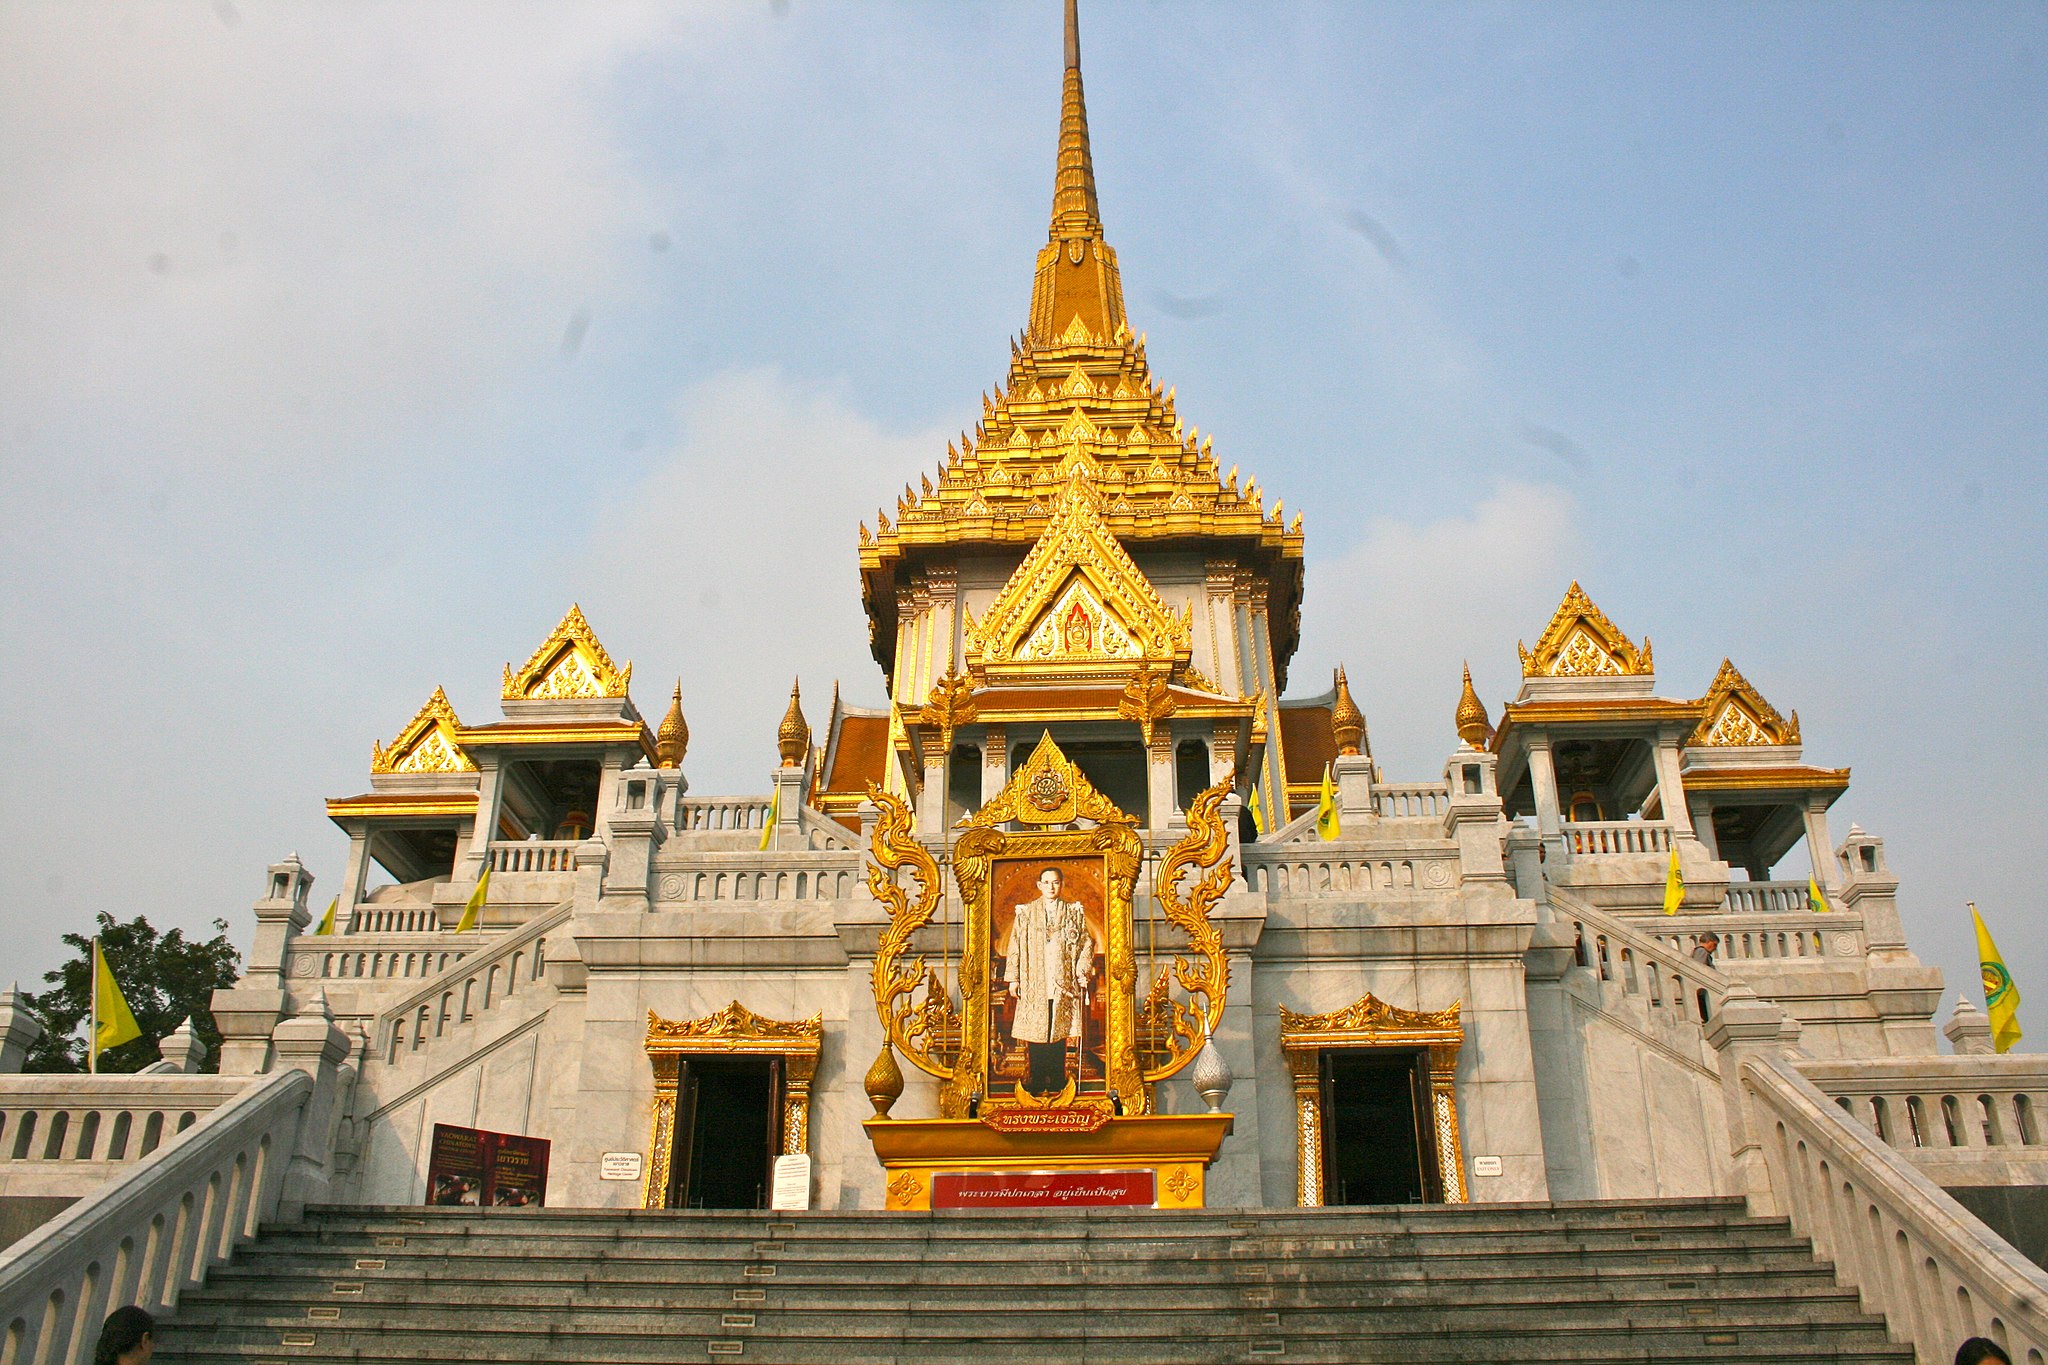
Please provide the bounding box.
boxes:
[656,681,689,769]
[1456,663,1492,749]
[777,679,811,767]
[1331,666,1365,758]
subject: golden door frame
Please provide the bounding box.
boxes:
[642,1001,822,1210]
[1279,994,1467,1208]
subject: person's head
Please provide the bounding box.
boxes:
[95,1306,154,1365]
[1699,932,1720,950]
[1037,868,1063,898]
[1956,1340,2011,1365]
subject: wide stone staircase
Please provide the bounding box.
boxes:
[154,1197,1911,1364]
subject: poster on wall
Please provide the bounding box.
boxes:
[425,1123,551,1208]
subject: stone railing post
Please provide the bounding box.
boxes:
[268,993,351,1220]
[1442,747,1507,889]
[1705,984,1791,1210]
[154,1019,210,1074]
[1332,752,1374,824]
[1945,998,1996,1057]
[0,984,44,1073]
[603,768,666,911]
[213,856,313,1076]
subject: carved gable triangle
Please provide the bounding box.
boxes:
[503,604,633,701]
[1690,659,1800,747]
[371,687,475,774]
[1518,582,1653,678]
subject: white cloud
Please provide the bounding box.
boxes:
[582,367,946,794]
[1293,482,1584,782]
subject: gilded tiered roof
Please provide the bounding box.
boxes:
[858,0,1303,678]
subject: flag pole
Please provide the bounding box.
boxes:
[88,937,98,1076]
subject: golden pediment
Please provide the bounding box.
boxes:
[971,730,1135,828]
[370,687,475,775]
[1279,993,1462,1043]
[1690,659,1799,747]
[503,605,632,701]
[1518,582,1652,678]
[965,483,1192,681]
[645,1002,822,1053]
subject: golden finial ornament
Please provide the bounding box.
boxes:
[777,679,811,768]
[865,1039,905,1118]
[656,681,688,769]
[1331,666,1364,757]
[1456,663,1492,748]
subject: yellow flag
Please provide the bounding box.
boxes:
[92,939,142,1065]
[1662,846,1684,915]
[1315,764,1340,841]
[455,867,490,933]
[314,896,337,936]
[758,784,781,852]
[1248,779,1267,837]
[1972,903,2022,1054]
[1807,877,1829,914]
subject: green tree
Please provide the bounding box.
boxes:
[21,912,241,1073]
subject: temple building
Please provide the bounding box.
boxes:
[7,9,2044,1362]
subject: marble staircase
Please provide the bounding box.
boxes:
[153,1197,1911,1364]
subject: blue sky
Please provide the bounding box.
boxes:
[2,2,2043,1043]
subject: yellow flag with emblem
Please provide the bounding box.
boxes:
[1807,877,1829,914]
[759,784,781,852]
[314,896,338,935]
[92,939,142,1069]
[1315,764,1340,841]
[1662,846,1684,915]
[1972,903,2022,1054]
[1248,778,1267,837]
[455,867,490,933]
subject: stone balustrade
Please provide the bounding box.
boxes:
[0,1079,246,1201]
[486,839,582,874]
[1796,1056,2048,1181]
[1722,879,1813,915]
[345,901,445,934]
[378,906,567,1064]
[651,854,864,905]
[1562,819,1674,856]
[1741,1053,2048,1363]
[1650,914,1860,964]
[678,797,773,832]
[1372,782,1449,819]
[1239,848,1460,896]
[1557,894,1726,1028]
[0,1068,313,1365]
[287,936,472,985]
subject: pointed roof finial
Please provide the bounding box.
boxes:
[1053,0,1099,235]
[778,679,811,768]
[1331,666,1365,757]
[1456,663,1493,748]
[1029,0,1125,344]
[657,680,689,769]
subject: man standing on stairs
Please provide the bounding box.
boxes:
[1006,866,1097,1095]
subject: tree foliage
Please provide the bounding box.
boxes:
[21,912,241,1073]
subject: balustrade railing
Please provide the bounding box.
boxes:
[378,905,568,1064]
[486,840,581,874]
[1651,917,1855,964]
[679,798,772,833]
[1797,1057,2048,1159]
[347,902,444,934]
[0,1068,310,1365]
[1722,880,1813,915]
[654,854,864,904]
[1240,849,1458,896]
[1742,1053,2048,1363]
[0,1079,245,1193]
[1373,783,1450,819]
[1552,889,1727,1029]
[1563,819,1674,856]
[289,938,470,985]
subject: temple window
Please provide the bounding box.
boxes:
[947,745,981,825]
[1175,740,1208,813]
[500,755,604,843]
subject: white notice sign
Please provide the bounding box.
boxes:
[600,1151,644,1182]
[770,1153,812,1211]
[1471,1155,1503,1177]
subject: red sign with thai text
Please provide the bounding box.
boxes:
[931,1169,1155,1209]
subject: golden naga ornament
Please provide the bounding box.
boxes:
[1116,665,1177,748]
[918,670,978,753]
[777,679,811,767]
[1455,663,1492,748]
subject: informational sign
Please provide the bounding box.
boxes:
[1471,1155,1503,1177]
[770,1153,812,1211]
[425,1123,551,1208]
[600,1151,644,1182]
[931,1169,1154,1210]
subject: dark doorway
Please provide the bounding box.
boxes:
[1322,1049,1437,1205]
[668,1056,778,1210]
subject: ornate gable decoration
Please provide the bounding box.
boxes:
[503,605,632,701]
[645,1002,823,1052]
[370,687,475,774]
[1690,659,1800,747]
[964,481,1192,682]
[1518,582,1653,679]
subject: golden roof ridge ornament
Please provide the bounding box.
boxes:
[1455,663,1492,749]
[370,686,476,775]
[1517,581,1653,679]
[503,604,633,701]
[656,681,689,768]
[778,679,812,767]
[1331,666,1365,757]
[1029,0,1127,346]
[1689,658,1800,747]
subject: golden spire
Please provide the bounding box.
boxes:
[777,679,811,768]
[1455,663,1492,748]
[657,681,689,769]
[1029,0,1126,344]
[1330,666,1364,757]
